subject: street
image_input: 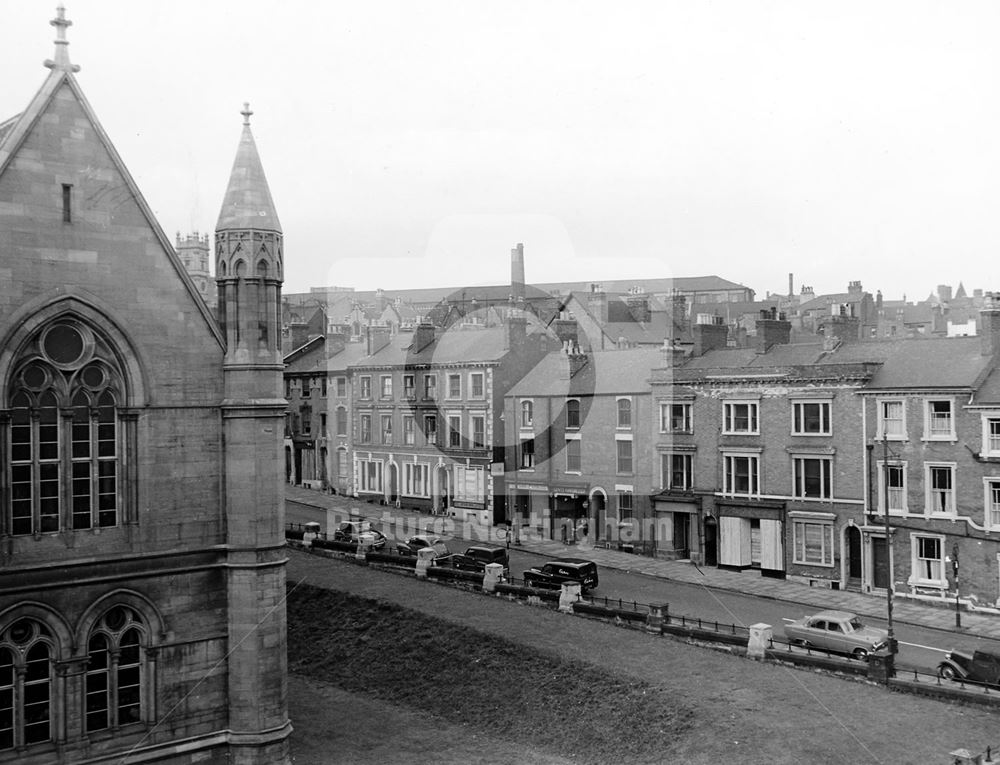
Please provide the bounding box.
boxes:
[287,496,1000,676]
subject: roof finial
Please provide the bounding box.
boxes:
[44,4,80,73]
[241,102,253,126]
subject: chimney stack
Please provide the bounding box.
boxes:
[511,243,525,304]
[412,323,436,354]
[692,321,729,356]
[587,284,608,324]
[755,309,791,353]
[366,325,391,356]
[289,322,310,351]
[982,293,1000,357]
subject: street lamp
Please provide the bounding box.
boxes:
[952,543,961,629]
[880,438,898,659]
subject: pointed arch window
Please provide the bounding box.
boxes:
[5,319,125,536]
[85,606,146,733]
[0,619,54,750]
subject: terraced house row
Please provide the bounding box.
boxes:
[286,297,1000,611]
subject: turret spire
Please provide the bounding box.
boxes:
[44,4,80,73]
[216,105,282,234]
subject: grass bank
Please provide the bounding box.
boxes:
[286,583,692,764]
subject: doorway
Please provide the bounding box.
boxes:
[846,525,862,586]
[872,536,889,590]
[704,517,718,566]
[673,513,691,558]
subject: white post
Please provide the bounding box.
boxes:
[415,547,436,579]
[559,582,582,613]
[483,563,505,593]
[747,622,772,660]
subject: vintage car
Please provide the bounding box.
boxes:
[395,535,450,557]
[783,610,888,660]
[522,559,599,593]
[937,649,1000,687]
[332,520,387,549]
[432,545,509,576]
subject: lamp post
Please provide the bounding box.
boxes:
[881,438,898,660]
[952,543,961,629]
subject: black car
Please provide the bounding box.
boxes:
[937,648,1000,687]
[522,559,599,592]
[432,545,509,575]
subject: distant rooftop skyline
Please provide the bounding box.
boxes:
[3,2,999,303]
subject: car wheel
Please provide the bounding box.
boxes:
[852,648,869,661]
[939,665,958,681]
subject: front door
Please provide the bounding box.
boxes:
[872,536,889,590]
[704,518,718,566]
[673,513,690,558]
[847,526,862,582]
[749,518,761,568]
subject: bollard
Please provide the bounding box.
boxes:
[415,547,436,579]
[302,522,321,548]
[646,603,668,634]
[747,623,772,660]
[356,531,375,561]
[559,582,582,613]
[482,563,504,593]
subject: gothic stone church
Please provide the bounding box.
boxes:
[0,9,290,764]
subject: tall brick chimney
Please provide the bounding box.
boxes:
[511,243,525,304]
[980,293,1000,357]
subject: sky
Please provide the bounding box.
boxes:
[3,1,1000,302]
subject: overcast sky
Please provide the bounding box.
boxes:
[4,1,1000,302]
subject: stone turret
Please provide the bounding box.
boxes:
[213,104,291,764]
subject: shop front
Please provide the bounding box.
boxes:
[652,492,701,562]
[715,499,786,578]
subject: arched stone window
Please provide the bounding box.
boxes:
[85,606,146,733]
[0,619,54,749]
[6,318,126,535]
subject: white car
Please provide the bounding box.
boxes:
[783,610,888,660]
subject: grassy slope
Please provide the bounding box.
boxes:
[287,584,692,764]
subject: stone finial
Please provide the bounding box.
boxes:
[44,4,81,73]
[241,102,253,126]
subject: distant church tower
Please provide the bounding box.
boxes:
[214,104,291,764]
[176,231,216,311]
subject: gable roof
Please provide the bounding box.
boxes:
[0,45,223,349]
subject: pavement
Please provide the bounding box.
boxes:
[285,484,1000,641]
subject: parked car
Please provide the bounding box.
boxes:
[332,520,387,549]
[522,558,599,592]
[937,648,1000,687]
[396,535,449,557]
[432,545,509,575]
[783,610,888,660]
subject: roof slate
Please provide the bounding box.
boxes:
[350,326,512,369]
[508,347,665,397]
